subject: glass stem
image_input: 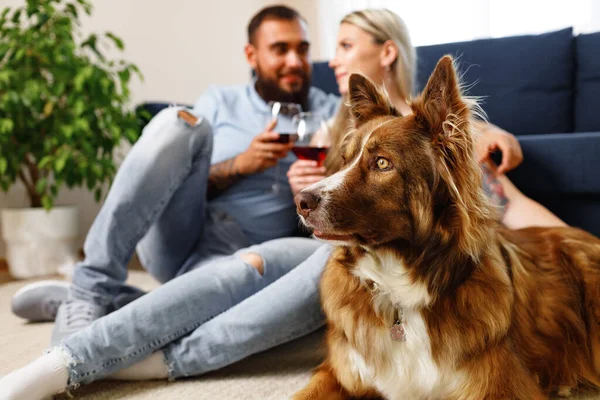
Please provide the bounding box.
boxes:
[273,161,281,193]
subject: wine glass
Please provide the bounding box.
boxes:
[266,101,302,193]
[292,112,330,167]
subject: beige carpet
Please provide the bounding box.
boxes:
[1,270,599,399]
[0,271,323,399]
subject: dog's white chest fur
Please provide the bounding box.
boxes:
[347,253,463,399]
[348,310,447,399]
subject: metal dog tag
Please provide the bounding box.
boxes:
[390,320,407,342]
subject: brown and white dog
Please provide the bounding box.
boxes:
[293,56,600,400]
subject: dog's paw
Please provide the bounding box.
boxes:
[557,386,573,398]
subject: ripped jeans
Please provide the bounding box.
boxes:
[61,238,329,386]
[59,106,330,386]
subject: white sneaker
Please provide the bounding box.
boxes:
[51,299,106,346]
[11,281,70,322]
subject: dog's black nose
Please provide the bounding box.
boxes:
[295,191,321,218]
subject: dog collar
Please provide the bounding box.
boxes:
[364,279,407,342]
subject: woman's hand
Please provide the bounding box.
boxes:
[475,122,523,174]
[287,160,327,197]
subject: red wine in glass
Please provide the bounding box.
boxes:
[267,101,302,194]
[292,146,329,167]
[274,133,298,143]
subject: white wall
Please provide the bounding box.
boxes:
[0,0,323,258]
[78,0,323,106]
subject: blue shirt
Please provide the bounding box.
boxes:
[192,82,340,244]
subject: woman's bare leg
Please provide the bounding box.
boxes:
[496,173,567,230]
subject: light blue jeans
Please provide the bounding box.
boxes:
[61,107,330,385]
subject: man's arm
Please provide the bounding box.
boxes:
[207,157,244,200]
[206,120,295,200]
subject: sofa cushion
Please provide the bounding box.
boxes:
[536,195,600,237]
[506,131,600,237]
[416,28,574,136]
[311,62,340,96]
[508,132,600,195]
[574,31,600,133]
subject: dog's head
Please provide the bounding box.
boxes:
[296,55,493,257]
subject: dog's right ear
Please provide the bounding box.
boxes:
[348,73,398,129]
[415,55,469,139]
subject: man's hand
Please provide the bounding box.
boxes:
[475,122,523,174]
[287,159,327,196]
[235,119,294,175]
[207,120,293,200]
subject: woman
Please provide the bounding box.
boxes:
[0,9,566,400]
[289,9,566,230]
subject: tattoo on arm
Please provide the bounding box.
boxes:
[207,157,244,200]
[481,164,509,211]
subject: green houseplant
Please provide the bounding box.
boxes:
[0,0,143,278]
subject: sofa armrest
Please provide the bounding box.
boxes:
[506,132,600,196]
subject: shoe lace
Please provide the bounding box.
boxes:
[44,299,62,319]
[64,301,102,330]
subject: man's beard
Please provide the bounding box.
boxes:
[255,65,311,111]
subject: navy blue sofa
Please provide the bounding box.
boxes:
[310,28,600,236]
[139,28,600,236]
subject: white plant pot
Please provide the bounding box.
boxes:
[1,206,79,279]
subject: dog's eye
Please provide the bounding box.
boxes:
[376,157,391,170]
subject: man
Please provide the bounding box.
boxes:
[11,5,339,347]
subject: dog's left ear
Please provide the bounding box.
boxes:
[348,73,399,129]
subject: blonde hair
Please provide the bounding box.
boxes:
[342,9,415,100]
[325,9,416,174]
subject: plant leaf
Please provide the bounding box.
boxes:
[61,125,74,138]
[55,152,68,173]
[118,68,130,84]
[65,4,78,19]
[94,187,102,202]
[38,155,53,168]
[106,32,124,50]
[11,9,21,23]
[76,0,92,15]
[0,119,14,134]
[41,195,53,210]
[43,101,54,117]
[35,177,48,195]
[73,99,85,116]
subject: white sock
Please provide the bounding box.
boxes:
[108,351,169,381]
[0,349,69,400]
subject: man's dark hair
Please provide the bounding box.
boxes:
[247,5,304,44]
